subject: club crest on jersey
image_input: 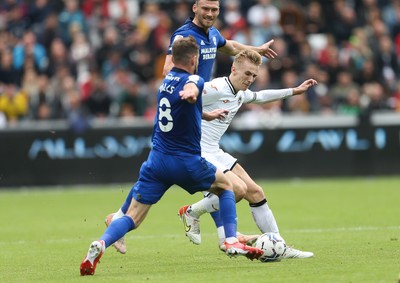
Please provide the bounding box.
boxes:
[238,96,242,105]
[223,99,230,103]
[213,36,216,45]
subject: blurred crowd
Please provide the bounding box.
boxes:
[0,0,399,130]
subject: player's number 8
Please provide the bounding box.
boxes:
[158,97,173,132]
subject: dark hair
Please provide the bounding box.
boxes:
[171,35,199,65]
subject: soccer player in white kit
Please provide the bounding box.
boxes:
[178,49,317,259]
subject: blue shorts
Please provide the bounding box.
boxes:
[131,150,216,205]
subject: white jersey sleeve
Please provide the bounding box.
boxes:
[242,88,293,104]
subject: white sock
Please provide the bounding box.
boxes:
[112,209,125,221]
[217,226,226,244]
[250,201,279,234]
[225,237,237,244]
[189,192,219,218]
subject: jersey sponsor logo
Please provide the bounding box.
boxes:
[200,47,217,60]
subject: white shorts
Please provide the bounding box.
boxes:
[202,149,238,173]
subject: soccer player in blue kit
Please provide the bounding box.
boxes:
[162,0,277,82]
[79,36,263,276]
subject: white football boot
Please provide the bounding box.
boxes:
[178,205,201,245]
[282,246,314,259]
[80,240,105,276]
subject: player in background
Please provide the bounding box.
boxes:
[80,37,263,276]
[162,0,277,82]
[177,49,317,258]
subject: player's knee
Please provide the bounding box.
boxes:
[233,179,247,201]
[246,184,265,202]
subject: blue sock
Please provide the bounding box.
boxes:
[100,215,135,248]
[121,188,134,214]
[218,190,237,238]
[210,210,223,228]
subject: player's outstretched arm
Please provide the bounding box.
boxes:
[292,79,318,95]
[179,83,199,104]
[202,109,229,121]
[249,78,318,104]
[218,39,277,59]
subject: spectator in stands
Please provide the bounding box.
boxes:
[374,34,399,91]
[36,12,59,53]
[46,37,76,78]
[337,88,363,116]
[64,88,90,133]
[363,82,392,111]
[304,1,326,34]
[0,48,20,85]
[13,30,48,73]
[0,83,28,124]
[2,0,28,38]
[58,0,88,46]
[27,0,54,34]
[246,0,282,45]
[95,25,122,71]
[46,64,71,118]
[85,70,112,119]
[328,70,360,108]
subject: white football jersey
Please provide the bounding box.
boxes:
[201,77,257,153]
[201,76,292,153]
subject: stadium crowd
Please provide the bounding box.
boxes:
[0,0,399,129]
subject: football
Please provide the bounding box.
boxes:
[254,233,286,262]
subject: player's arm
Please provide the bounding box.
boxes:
[202,109,229,121]
[218,39,277,59]
[179,82,199,104]
[162,54,174,77]
[249,79,318,104]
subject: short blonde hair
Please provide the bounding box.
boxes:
[233,49,262,67]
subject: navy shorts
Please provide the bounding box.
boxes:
[131,150,216,205]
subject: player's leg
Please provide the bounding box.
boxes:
[208,169,263,260]
[80,154,168,275]
[178,150,247,245]
[181,156,263,260]
[104,190,134,254]
[178,170,246,245]
[232,163,279,234]
[80,191,150,276]
[232,163,314,259]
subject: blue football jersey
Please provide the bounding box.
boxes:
[152,67,205,155]
[167,18,226,82]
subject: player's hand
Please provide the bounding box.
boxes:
[292,79,318,95]
[202,109,229,121]
[259,40,278,59]
[179,90,198,104]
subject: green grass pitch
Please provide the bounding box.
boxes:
[0,177,399,283]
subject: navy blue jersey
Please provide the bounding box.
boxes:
[152,67,205,155]
[167,18,226,82]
